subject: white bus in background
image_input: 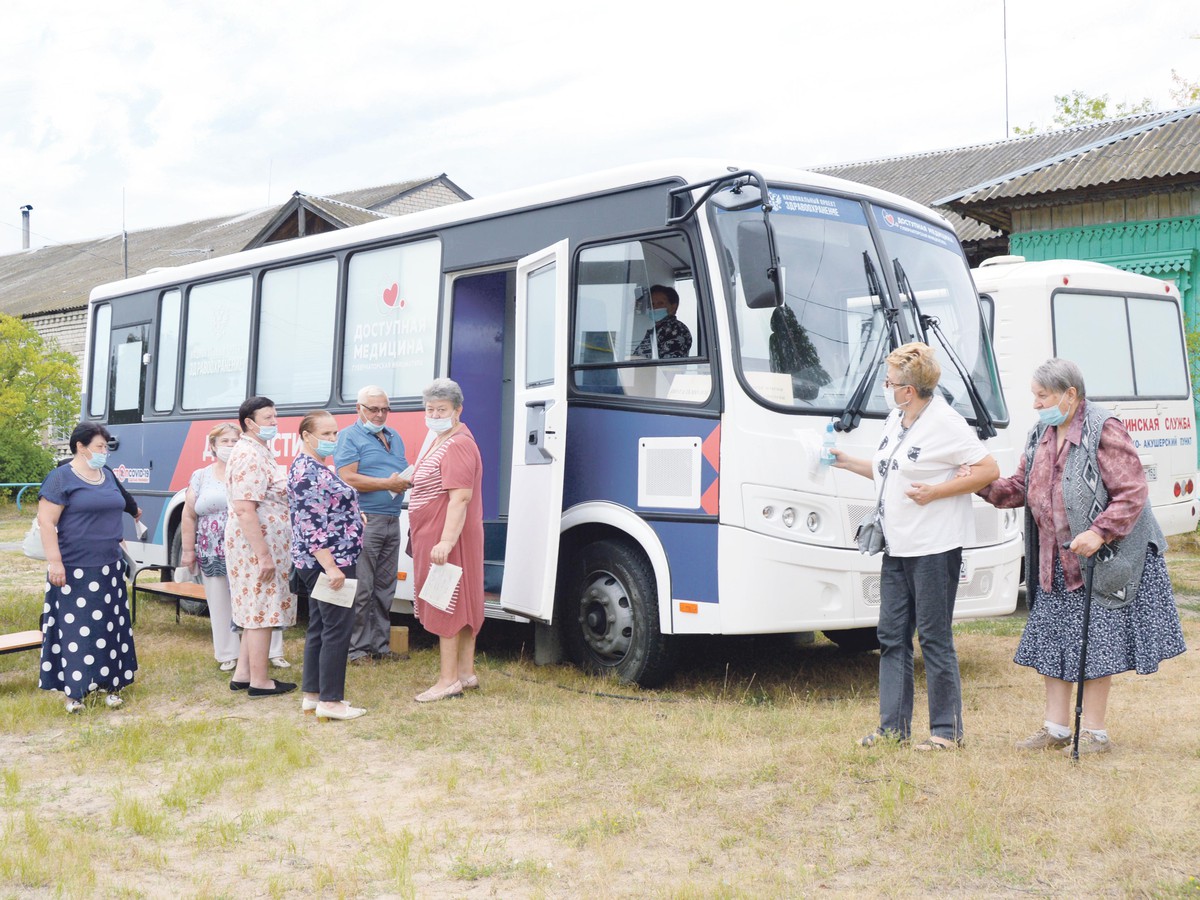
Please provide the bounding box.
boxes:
[974,256,1199,536]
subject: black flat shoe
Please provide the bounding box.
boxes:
[230,680,249,691]
[248,681,297,698]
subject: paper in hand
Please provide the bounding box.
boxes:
[135,519,149,540]
[418,562,462,611]
[312,573,358,608]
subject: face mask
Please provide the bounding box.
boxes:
[426,416,454,434]
[255,424,278,442]
[884,389,911,412]
[650,308,668,324]
[1037,393,1073,427]
[311,437,338,457]
[361,419,385,434]
[86,450,108,470]
[215,446,233,463]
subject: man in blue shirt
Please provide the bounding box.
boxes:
[334,386,411,662]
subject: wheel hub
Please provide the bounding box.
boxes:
[577,571,633,662]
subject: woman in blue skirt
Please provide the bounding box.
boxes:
[36,422,139,713]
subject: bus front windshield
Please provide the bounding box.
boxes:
[713,188,1006,425]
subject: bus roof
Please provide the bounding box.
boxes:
[973,257,1177,297]
[89,158,953,303]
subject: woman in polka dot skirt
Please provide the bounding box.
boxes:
[36,422,139,713]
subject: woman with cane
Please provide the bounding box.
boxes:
[978,359,1185,755]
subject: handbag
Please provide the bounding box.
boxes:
[854,417,918,556]
[22,517,46,560]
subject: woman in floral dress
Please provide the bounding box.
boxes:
[225,396,296,697]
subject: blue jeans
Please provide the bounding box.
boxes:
[877,548,964,741]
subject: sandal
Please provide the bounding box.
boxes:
[859,730,907,748]
[913,736,963,752]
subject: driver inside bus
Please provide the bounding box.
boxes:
[632,285,692,360]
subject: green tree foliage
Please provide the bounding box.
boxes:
[1170,69,1200,106]
[0,315,80,486]
[1012,90,1155,136]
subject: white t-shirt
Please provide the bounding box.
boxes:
[871,394,988,557]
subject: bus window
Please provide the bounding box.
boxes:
[1129,296,1189,397]
[182,276,253,410]
[89,304,112,417]
[108,323,150,425]
[154,290,181,412]
[572,235,710,402]
[342,238,441,401]
[257,259,338,404]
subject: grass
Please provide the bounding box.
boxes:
[1,500,1199,895]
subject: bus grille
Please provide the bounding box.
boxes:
[861,574,881,607]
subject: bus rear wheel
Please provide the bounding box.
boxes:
[561,538,676,688]
[823,627,879,653]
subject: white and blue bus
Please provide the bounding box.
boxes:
[84,160,1022,686]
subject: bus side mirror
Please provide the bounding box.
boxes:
[737,219,783,309]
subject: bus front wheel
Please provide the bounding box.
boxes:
[560,538,676,688]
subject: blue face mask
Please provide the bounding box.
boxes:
[256,425,278,442]
[650,308,668,324]
[86,450,108,470]
[1037,393,1073,427]
[314,438,337,456]
[361,419,385,435]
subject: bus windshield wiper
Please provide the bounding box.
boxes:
[836,253,898,433]
[893,258,997,440]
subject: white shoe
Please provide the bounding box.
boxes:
[105,693,124,709]
[270,657,291,669]
[65,699,84,714]
[316,702,366,721]
[219,660,237,672]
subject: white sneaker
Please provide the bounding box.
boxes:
[270,657,291,669]
[219,660,237,672]
[105,693,124,709]
[65,699,84,714]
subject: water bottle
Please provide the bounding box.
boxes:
[820,421,837,466]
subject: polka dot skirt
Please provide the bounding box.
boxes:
[39,559,138,698]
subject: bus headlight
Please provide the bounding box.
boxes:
[806,511,820,532]
[781,507,796,528]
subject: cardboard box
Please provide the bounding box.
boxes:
[389,625,409,657]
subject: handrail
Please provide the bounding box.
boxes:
[0,483,41,512]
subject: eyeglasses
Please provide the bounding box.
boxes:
[359,404,390,415]
[883,379,911,389]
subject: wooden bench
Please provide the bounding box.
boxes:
[131,572,207,625]
[0,630,42,656]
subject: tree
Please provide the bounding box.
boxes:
[1012,90,1155,136]
[1170,69,1200,106]
[0,315,81,486]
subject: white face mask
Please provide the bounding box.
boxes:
[426,416,454,434]
[884,388,911,412]
[215,446,233,463]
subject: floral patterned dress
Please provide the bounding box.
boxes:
[224,435,295,628]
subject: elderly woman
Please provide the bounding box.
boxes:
[408,378,485,702]
[977,358,1186,755]
[288,411,366,720]
[832,342,999,751]
[36,422,139,713]
[225,396,296,697]
[181,423,287,672]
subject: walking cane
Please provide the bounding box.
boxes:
[1070,549,1099,762]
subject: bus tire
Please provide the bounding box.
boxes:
[169,527,209,618]
[823,627,879,653]
[560,538,676,688]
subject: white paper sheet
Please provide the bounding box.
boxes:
[418,562,462,611]
[311,573,357,608]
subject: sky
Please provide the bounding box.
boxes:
[1,0,1198,254]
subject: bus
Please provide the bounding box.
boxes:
[974,256,1199,537]
[84,160,1022,686]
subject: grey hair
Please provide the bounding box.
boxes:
[422,377,464,408]
[357,385,388,404]
[1032,358,1086,400]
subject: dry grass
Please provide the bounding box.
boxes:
[1,499,1199,897]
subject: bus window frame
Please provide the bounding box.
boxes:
[152,288,183,414]
[1050,287,1191,402]
[255,255,341,408]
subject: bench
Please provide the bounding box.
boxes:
[130,571,207,625]
[0,630,42,656]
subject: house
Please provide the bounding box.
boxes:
[0,175,470,371]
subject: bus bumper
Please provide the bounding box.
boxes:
[1154,499,1199,537]
[679,526,1022,635]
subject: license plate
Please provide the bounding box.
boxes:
[1143,464,1157,483]
[959,562,968,584]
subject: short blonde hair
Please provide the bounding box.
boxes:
[207,422,241,451]
[886,342,940,398]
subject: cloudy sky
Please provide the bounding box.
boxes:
[1,1,1197,254]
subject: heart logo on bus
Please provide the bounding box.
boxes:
[883,213,896,227]
[383,283,400,307]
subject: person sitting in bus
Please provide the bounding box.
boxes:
[632,285,692,360]
[334,386,411,664]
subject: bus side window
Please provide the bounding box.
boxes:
[572,235,711,403]
[154,290,181,412]
[182,276,253,410]
[108,322,150,425]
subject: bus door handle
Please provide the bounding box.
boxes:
[523,400,555,465]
